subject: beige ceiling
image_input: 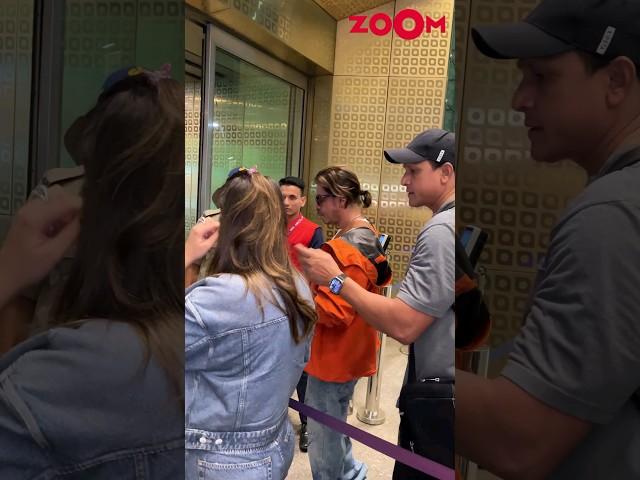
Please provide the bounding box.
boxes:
[312,0,391,19]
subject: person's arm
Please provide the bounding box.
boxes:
[338,279,433,344]
[309,227,324,249]
[0,298,35,354]
[314,264,370,328]
[0,366,55,478]
[185,294,211,370]
[296,223,452,344]
[184,220,219,288]
[294,244,434,344]
[0,268,20,311]
[185,265,200,289]
[456,371,590,480]
[458,204,640,478]
[0,187,80,311]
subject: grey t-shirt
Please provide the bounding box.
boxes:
[397,207,455,381]
[502,145,640,478]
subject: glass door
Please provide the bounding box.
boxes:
[190,24,307,218]
[208,48,305,206]
[185,72,202,233]
[185,19,204,234]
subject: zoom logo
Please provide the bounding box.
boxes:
[349,9,446,40]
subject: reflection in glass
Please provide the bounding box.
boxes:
[210,49,303,206]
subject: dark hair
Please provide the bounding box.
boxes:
[577,51,640,80]
[279,176,306,195]
[54,72,184,400]
[209,172,316,343]
[314,166,372,208]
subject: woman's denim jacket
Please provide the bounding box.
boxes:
[0,320,183,479]
[185,274,313,480]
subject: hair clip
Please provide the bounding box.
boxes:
[101,64,172,93]
[228,166,259,179]
[148,63,172,80]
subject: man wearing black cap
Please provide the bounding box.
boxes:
[458,1,640,478]
[295,129,456,476]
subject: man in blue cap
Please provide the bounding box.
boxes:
[457,1,640,478]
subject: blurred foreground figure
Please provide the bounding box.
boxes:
[457,1,640,478]
[0,67,184,478]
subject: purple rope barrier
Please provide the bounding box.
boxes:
[289,399,455,480]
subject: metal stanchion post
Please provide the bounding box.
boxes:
[457,345,491,480]
[356,285,393,425]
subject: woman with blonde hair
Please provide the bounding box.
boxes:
[185,169,317,480]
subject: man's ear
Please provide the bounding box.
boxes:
[440,162,455,183]
[605,56,638,108]
[301,195,307,207]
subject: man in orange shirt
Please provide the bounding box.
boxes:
[279,176,323,452]
[304,167,391,480]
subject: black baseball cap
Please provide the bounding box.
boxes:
[472,0,640,64]
[384,129,456,168]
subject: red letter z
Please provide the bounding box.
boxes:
[349,15,368,33]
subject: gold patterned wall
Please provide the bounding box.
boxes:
[312,0,390,19]
[185,77,202,234]
[456,0,587,364]
[307,0,454,276]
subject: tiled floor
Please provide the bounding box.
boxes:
[284,336,504,479]
[286,336,408,479]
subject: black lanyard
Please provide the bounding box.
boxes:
[437,200,455,215]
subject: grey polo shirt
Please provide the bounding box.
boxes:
[397,206,455,381]
[502,145,640,478]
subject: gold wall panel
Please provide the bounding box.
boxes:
[307,0,454,276]
[308,75,334,185]
[391,0,453,77]
[333,2,394,76]
[312,0,391,19]
[307,75,389,241]
[457,0,587,362]
[188,0,336,73]
[378,76,447,272]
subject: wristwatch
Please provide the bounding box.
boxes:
[328,273,347,295]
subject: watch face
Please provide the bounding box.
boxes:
[329,278,342,294]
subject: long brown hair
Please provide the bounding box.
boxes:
[315,166,372,208]
[208,171,316,343]
[55,71,184,399]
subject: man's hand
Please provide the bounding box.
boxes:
[185,219,219,269]
[294,244,342,285]
[0,186,81,304]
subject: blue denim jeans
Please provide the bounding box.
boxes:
[306,375,368,480]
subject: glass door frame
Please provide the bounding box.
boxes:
[198,23,309,215]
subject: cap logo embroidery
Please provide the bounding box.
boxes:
[596,26,616,55]
[436,149,445,163]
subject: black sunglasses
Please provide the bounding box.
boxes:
[315,194,334,205]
